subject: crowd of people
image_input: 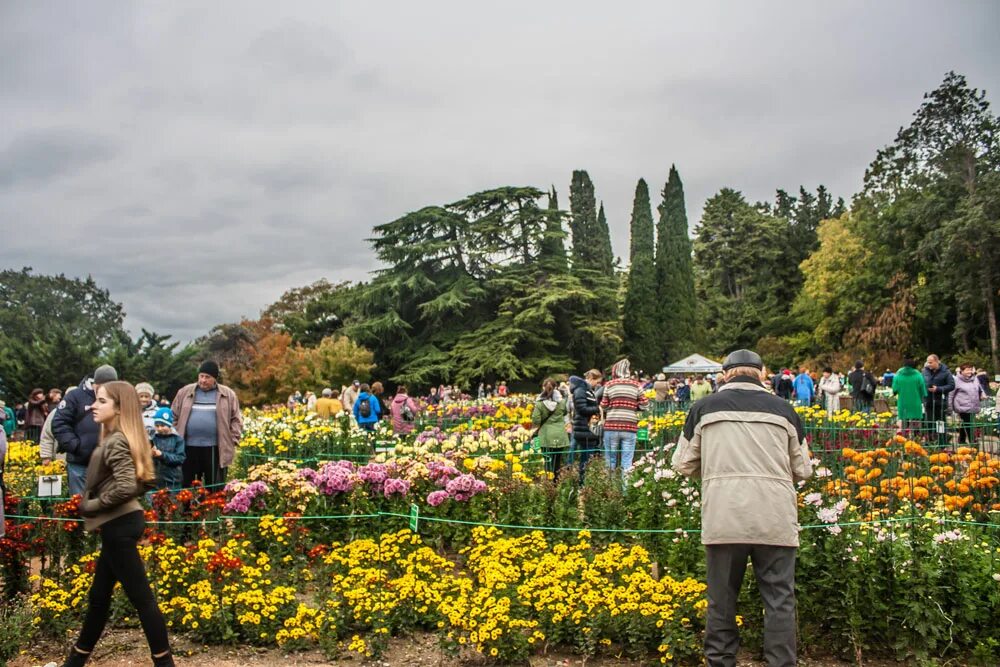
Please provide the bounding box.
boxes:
[268,352,998,486]
[2,349,998,667]
[0,362,243,667]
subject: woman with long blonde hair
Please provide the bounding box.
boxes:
[48,381,173,667]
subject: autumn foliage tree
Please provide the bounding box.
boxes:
[223,318,374,405]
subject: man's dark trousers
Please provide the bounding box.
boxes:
[705,544,797,667]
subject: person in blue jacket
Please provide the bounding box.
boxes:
[793,367,815,406]
[150,408,186,491]
[352,383,382,432]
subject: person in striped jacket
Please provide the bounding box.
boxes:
[599,358,648,474]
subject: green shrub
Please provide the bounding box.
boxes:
[0,595,34,667]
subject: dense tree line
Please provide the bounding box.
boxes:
[3,73,996,404]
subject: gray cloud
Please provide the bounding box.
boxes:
[0,128,115,188]
[1,0,998,344]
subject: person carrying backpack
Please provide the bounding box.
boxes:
[847,361,877,413]
[353,383,381,432]
[390,385,419,435]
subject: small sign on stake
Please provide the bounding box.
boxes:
[38,474,63,498]
[409,502,420,532]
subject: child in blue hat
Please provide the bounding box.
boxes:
[151,407,186,491]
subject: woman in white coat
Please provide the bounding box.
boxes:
[819,367,842,416]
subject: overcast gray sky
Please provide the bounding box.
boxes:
[2,1,998,342]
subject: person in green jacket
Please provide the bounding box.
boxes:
[0,400,15,438]
[531,378,569,476]
[691,376,714,402]
[892,358,927,432]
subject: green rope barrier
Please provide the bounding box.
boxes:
[227,514,379,521]
[5,514,218,525]
[6,511,996,532]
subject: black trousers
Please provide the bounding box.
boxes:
[543,447,568,476]
[925,400,949,446]
[76,510,170,655]
[957,412,975,444]
[572,436,599,480]
[181,445,226,489]
[25,425,42,444]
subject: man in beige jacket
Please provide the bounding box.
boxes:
[672,349,812,667]
[171,360,243,488]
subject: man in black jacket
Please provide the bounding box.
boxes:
[922,354,955,445]
[847,361,876,413]
[52,365,118,496]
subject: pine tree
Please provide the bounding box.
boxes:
[693,189,786,355]
[654,165,697,363]
[622,179,659,373]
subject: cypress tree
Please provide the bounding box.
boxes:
[539,186,568,272]
[567,170,622,370]
[569,170,598,272]
[655,165,697,362]
[596,201,615,275]
[622,179,659,373]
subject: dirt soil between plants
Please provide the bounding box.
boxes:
[10,627,917,667]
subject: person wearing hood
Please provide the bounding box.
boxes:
[893,358,927,431]
[53,364,119,496]
[531,378,569,475]
[569,369,603,479]
[390,385,419,435]
[792,367,814,406]
[135,382,158,437]
[950,363,987,445]
[352,383,382,432]
[150,407,186,491]
[1,400,15,438]
[600,359,649,475]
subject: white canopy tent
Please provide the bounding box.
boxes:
[662,354,723,375]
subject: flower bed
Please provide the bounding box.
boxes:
[28,528,706,664]
[4,402,1000,664]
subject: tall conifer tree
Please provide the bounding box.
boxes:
[569,170,598,271]
[596,202,615,275]
[539,186,568,272]
[654,165,697,363]
[568,170,622,370]
[622,179,659,372]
